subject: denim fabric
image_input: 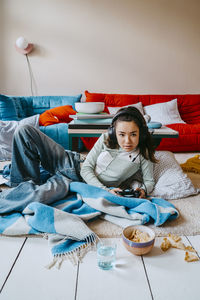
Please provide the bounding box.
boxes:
[10,125,83,187]
[0,173,71,214]
[3,164,51,186]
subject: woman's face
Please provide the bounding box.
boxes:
[115,120,139,152]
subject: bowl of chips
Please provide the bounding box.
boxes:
[122,225,155,255]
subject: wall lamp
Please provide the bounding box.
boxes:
[15,36,34,55]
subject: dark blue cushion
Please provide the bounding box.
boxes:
[0,95,18,120]
[13,97,33,119]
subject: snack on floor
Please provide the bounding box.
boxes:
[160,238,171,252]
[160,234,199,263]
[185,251,199,262]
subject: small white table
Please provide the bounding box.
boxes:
[68,121,179,150]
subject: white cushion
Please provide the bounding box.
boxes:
[144,99,185,125]
[150,151,199,199]
[107,102,144,115]
[0,115,39,161]
[130,151,199,199]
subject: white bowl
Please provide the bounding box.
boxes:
[75,102,105,114]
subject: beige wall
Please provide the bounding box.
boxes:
[1,0,200,97]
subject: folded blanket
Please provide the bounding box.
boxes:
[0,177,179,267]
[180,155,200,174]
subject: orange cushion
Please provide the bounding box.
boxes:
[39,105,76,126]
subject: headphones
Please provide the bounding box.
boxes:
[108,106,148,145]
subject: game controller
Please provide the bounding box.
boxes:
[117,189,140,198]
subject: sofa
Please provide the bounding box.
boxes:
[82,91,200,152]
[1,91,199,156]
[0,94,81,153]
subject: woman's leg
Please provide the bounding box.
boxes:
[10,125,82,186]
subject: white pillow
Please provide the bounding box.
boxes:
[150,151,199,199]
[144,99,185,125]
[108,102,144,115]
[130,151,199,200]
[0,115,40,161]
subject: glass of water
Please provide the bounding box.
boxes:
[97,239,117,270]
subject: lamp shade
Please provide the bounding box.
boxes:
[15,36,33,54]
[16,37,29,49]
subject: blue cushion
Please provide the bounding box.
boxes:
[13,97,33,119]
[40,123,70,149]
[147,121,162,129]
[40,123,84,151]
[26,95,82,116]
[0,95,18,120]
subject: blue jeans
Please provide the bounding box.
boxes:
[10,125,83,187]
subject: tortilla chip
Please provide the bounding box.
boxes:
[185,245,196,253]
[128,229,151,243]
[185,251,199,262]
[171,240,185,250]
[161,238,171,252]
[168,233,181,242]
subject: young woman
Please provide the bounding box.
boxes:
[9,107,156,198]
[81,106,157,198]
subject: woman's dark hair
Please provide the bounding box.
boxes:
[106,106,157,163]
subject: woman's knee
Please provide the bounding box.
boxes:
[14,124,37,139]
[14,125,37,140]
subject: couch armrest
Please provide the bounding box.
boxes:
[40,123,69,149]
[39,123,84,151]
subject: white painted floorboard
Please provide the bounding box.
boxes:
[0,236,200,300]
[187,235,200,254]
[0,237,78,300]
[143,236,200,300]
[0,236,26,289]
[76,238,152,300]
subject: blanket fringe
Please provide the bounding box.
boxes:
[46,233,97,269]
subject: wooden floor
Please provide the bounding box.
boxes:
[0,235,200,300]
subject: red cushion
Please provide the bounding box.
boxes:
[85,91,150,112]
[178,95,200,124]
[39,105,76,126]
[149,95,182,105]
[85,90,106,102]
[81,137,98,151]
[157,124,200,152]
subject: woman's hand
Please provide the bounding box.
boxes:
[135,188,146,199]
[109,188,122,196]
